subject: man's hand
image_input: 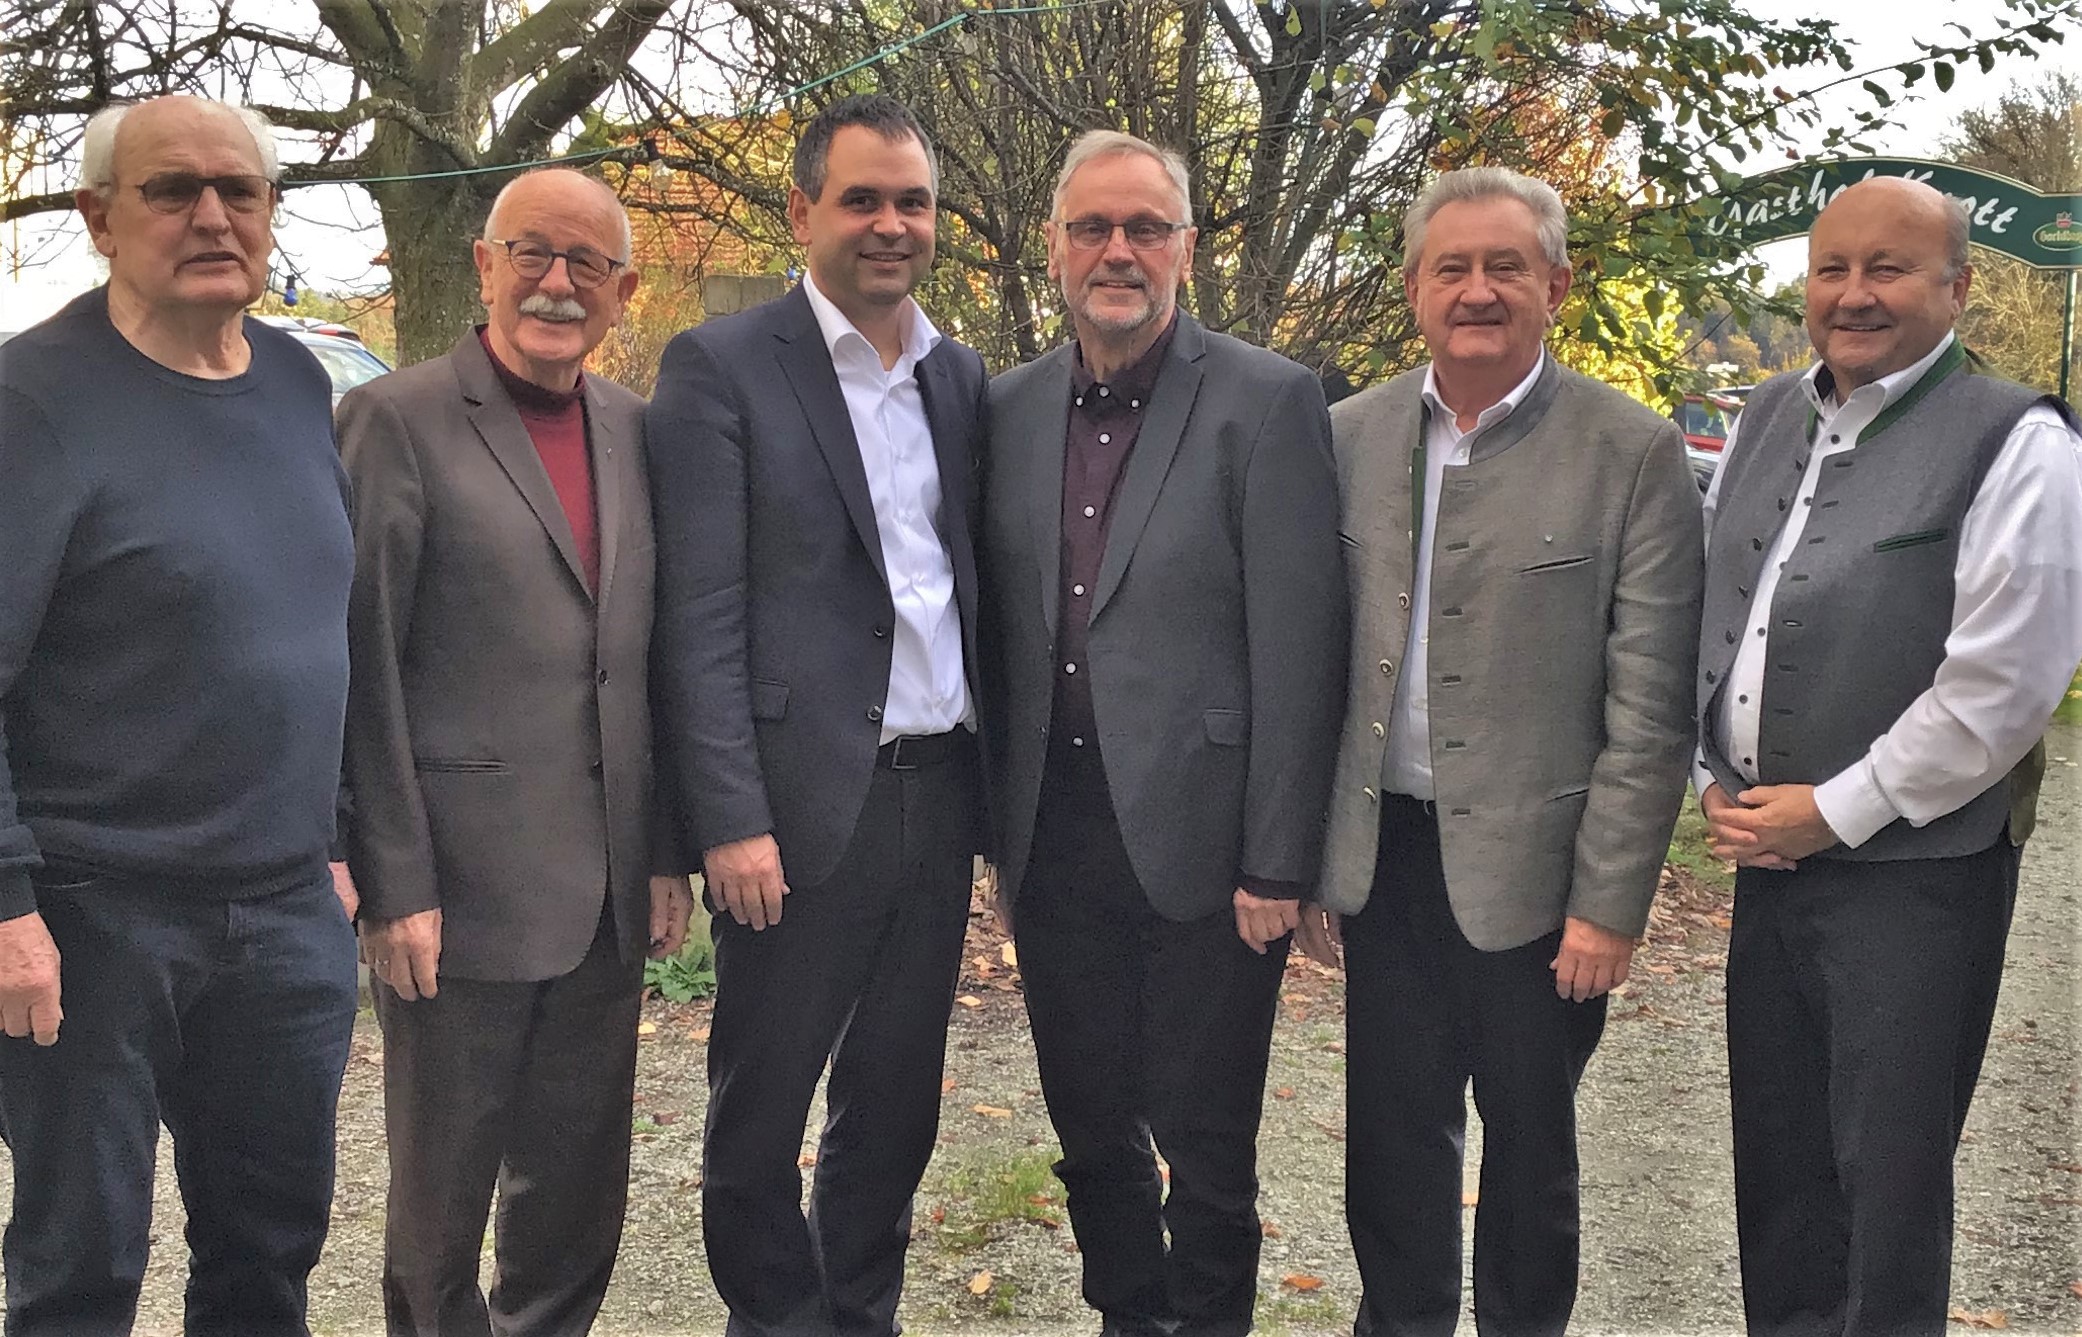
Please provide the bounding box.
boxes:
[1706,782,1836,869]
[704,834,789,931]
[649,875,695,959]
[0,914,62,1045]
[1550,916,1635,1002]
[1232,889,1300,955]
[328,860,360,923]
[361,908,443,1001]
[1294,902,1343,969]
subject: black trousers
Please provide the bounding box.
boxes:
[374,905,646,1337]
[1343,795,1607,1337]
[1727,838,2019,1337]
[0,866,357,1337]
[1015,761,1288,1337]
[701,742,978,1337]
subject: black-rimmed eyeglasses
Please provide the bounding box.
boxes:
[1058,218,1191,251]
[487,238,628,289]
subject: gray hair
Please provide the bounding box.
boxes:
[1050,130,1191,222]
[1403,166,1569,271]
[79,99,282,193]
[485,167,634,264]
[1940,195,1971,282]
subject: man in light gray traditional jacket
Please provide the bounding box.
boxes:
[1696,175,2082,1337]
[1304,166,1703,1337]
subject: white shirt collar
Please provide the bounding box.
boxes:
[1420,351,1548,432]
[1801,330,1955,415]
[802,271,941,368]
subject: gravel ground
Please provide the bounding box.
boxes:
[4,727,2076,1335]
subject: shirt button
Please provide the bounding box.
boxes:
[1064,663,1077,675]
[1738,694,1749,704]
[1098,386,1110,397]
[1099,433,1111,444]
[1755,626,1766,637]
[1130,399,1141,409]
[1075,396,1085,407]
[1072,736,1085,747]
[1072,583,1086,596]
[1743,756,1754,767]
[1084,505,1097,518]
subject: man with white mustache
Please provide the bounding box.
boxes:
[1310,166,1702,1336]
[978,130,1347,1336]
[336,166,691,1336]
[1698,175,2082,1336]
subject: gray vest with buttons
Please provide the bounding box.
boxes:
[1696,349,2057,862]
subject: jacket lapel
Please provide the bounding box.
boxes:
[1091,314,1204,620]
[585,380,624,611]
[773,287,887,586]
[454,333,592,600]
[1023,348,1073,637]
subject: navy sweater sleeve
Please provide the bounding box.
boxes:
[0,291,353,916]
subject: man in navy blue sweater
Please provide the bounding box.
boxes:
[0,95,358,1337]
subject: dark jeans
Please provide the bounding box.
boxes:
[1015,768,1288,1337]
[701,743,978,1337]
[375,907,645,1337]
[1728,839,2019,1337]
[1343,795,1607,1337]
[0,865,358,1337]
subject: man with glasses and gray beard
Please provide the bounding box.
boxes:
[336,167,691,1337]
[0,95,359,1336]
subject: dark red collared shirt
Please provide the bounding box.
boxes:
[478,327,598,592]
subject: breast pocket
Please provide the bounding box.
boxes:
[750,678,791,721]
[1518,553,1595,575]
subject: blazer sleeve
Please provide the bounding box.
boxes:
[1239,369,1351,888]
[645,329,774,854]
[336,385,442,921]
[1567,419,1705,935]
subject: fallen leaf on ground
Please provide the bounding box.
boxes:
[956,994,984,1008]
[799,1153,817,1167]
[2050,1162,2082,1174]
[1462,1191,1479,1207]
[941,1078,958,1094]
[636,1020,657,1036]
[690,1026,711,1042]
[972,1104,1014,1118]
[1262,1221,1283,1239]
[929,1206,946,1225]
[968,1271,994,1295]
[1947,1306,2008,1329]
[2066,1280,2082,1300]
[1282,1274,1324,1292]
[653,1111,681,1126]
[1001,942,1019,968]
[1274,1087,1296,1101]
[1026,1193,1055,1205]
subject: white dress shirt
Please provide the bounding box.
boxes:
[1697,332,2082,847]
[1383,354,1550,799]
[802,274,973,742]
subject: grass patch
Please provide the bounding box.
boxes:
[644,884,716,1002]
[1255,1286,1346,1333]
[931,1148,1064,1253]
[1666,786,1733,894]
[2054,666,2082,726]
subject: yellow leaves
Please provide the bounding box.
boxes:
[967,1270,994,1295]
[636,1020,657,1037]
[1282,1274,1324,1291]
[972,1104,1014,1119]
[956,994,984,1008]
[1947,1307,2008,1329]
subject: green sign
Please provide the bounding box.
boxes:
[1707,156,2082,270]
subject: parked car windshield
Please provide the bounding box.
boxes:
[299,337,390,397]
[1678,398,1731,440]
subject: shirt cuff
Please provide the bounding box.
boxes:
[0,868,37,922]
[1690,750,1718,804]
[1237,874,1305,901]
[1813,759,1899,851]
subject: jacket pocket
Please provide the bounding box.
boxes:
[1548,782,1591,802]
[1871,528,1950,553]
[1337,530,1364,550]
[413,758,510,774]
[1519,554,1594,574]
[1203,708,1248,747]
[750,678,791,721]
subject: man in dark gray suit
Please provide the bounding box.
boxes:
[979,129,1347,1337]
[1308,167,1703,1336]
[645,96,988,1337]
[339,167,691,1337]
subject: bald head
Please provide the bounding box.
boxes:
[1804,176,1973,392]
[485,168,632,263]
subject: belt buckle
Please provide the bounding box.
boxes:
[887,736,920,771]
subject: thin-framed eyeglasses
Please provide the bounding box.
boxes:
[487,238,628,290]
[1058,218,1191,251]
[134,173,277,216]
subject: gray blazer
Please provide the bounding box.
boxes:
[1316,357,1703,950]
[338,332,663,982]
[981,313,1349,922]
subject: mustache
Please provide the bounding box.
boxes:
[519,293,587,322]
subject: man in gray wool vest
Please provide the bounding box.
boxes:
[1697,176,2082,1336]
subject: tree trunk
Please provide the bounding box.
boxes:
[375,175,500,366]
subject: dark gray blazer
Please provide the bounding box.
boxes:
[338,332,662,982]
[1316,357,1703,950]
[645,286,989,885]
[981,313,1349,922]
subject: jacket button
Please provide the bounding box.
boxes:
[1379,659,1394,676]
[1363,786,1378,803]
[867,705,884,723]
[589,759,603,775]
[596,669,609,685]
[1397,592,1411,609]
[873,625,889,638]
[1372,721,1386,738]
[1705,670,1718,684]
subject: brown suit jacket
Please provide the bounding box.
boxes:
[338,331,662,981]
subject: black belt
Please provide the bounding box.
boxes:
[876,730,973,770]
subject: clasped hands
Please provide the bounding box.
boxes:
[1699,781,1839,871]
